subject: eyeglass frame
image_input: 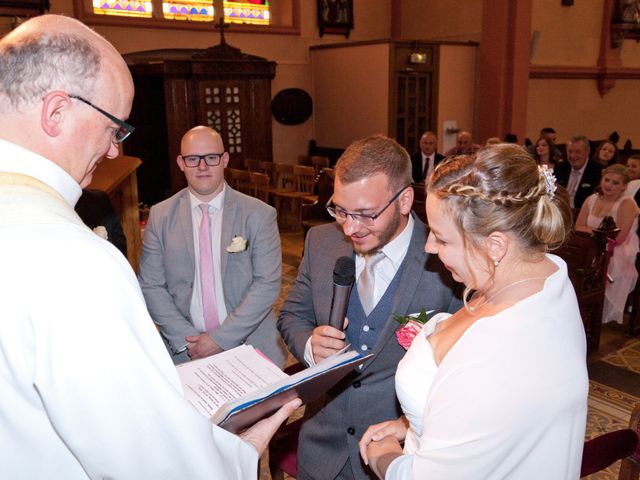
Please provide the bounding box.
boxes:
[69,94,135,143]
[326,184,411,225]
[179,153,226,168]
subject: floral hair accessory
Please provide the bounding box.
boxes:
[394,308,431,350]
[226,235,248,253]
[538,165,557,200]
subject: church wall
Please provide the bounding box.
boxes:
[527,78,640,148]
[528,0,640,147]
[530,0,602,67]
[437,45,478,152]
[621,40,640,67]
[399,0,482,42]
[311,43,390,149]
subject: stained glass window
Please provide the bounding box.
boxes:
[163,0,214,21]
[224,0,269,26]
[93,0,152,18]
[90,0,275,26]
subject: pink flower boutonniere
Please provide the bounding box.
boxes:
[394,308,430,350]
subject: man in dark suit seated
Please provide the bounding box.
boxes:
[277,134,462,480]
[75,189,127,257]
[410,131,445,183]
[554,135,603,209]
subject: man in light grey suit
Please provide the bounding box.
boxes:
[139,126,286,366]
[278,135,462,479]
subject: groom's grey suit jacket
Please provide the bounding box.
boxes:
[138,185,286,366]
[277,214,462,479]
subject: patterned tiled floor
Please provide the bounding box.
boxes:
[585,338,640,479]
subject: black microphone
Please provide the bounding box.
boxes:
[328,256,355,330]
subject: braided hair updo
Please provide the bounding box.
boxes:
[428,144,572,256]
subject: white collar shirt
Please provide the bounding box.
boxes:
[0,139,82,206]
[188,186,228,333]
[355,214,415,309]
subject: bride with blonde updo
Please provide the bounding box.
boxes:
[360,144,588,479]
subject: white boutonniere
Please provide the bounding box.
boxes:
[93,225,108,240]
[226,235,248,253]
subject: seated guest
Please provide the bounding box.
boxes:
[540,126,558,143]
[592,140,619,167]
[625,155,640,207]
[554,134,602,208]
[138,126,286,366]
[410,131,444,183]
[443,130,481,156]
[576,164,639,324]
[528,127,562,159]
[75,188,127,257]
[359,144,588,479]
[531,135,562,170]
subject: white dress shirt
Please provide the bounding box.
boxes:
[354,214,414,308]
[188,188,229,333]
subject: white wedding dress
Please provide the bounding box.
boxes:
[389,254,589,479]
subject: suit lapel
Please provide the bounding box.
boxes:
[177,190,196,272]
[220,185,238,281]
[370,217,427,359]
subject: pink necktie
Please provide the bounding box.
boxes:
[198,203,220,332]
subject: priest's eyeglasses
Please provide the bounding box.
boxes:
[69,95,135,143]
[326,185,410,226]
[180,153,225,168]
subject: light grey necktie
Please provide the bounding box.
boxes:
[358,252,385,315]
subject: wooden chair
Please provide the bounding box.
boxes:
[580,402,640,478]
[297,154,311,166]
[249,171,270,203]
[268,163,296,195]
[258,161,274,183]
[271,165,317,230]
[555,225,618,352]
[310,155,330,174]
[301,167,335,239]
[226,168,252,195]
[243,158,260,172]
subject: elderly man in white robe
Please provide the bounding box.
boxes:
[0,14,299,480]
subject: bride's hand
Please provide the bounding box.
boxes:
[359,416,408,464]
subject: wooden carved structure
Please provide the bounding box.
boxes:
[555,226,618,352]
[123,32,275,205]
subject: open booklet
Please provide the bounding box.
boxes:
[176,344,371,433]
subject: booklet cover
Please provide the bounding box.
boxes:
[176,345,371,433]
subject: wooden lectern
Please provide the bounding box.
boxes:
[88,155,142,271]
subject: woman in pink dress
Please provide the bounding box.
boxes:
[575,163,639,323]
